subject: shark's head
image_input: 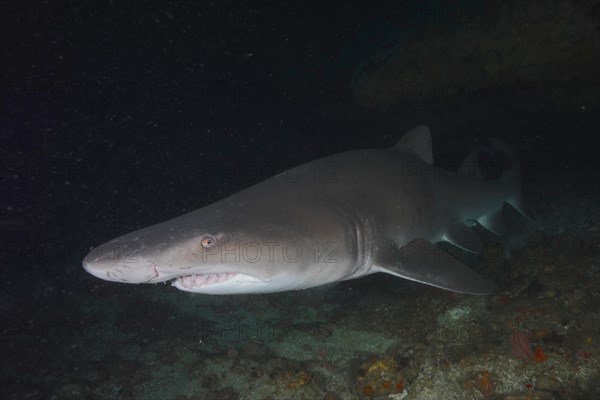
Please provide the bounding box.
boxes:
[83,196,357,294]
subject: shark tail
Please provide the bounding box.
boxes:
[474,138,533,234]
[502,174,532,220]
[492,138,534,220]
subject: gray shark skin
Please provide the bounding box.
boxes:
[83,126,527,295]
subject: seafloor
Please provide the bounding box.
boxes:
[2,191,598,400]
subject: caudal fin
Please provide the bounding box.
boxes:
[489,138,535,221]
[469,138,533,234]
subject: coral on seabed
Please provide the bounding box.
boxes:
[356,356,405,397]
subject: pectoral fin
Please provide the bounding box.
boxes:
[374,239,493,295]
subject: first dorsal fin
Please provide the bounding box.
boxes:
[394,125,433,165]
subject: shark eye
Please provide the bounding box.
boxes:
[200,235,216,249]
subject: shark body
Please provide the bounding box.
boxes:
[83,126,526,295]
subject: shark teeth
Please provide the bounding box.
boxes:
[176,273,237,289]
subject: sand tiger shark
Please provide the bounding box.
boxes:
[83,126,528,295]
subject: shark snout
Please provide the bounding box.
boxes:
[82,245,160,283]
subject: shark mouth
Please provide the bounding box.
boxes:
[174,273,238,289]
